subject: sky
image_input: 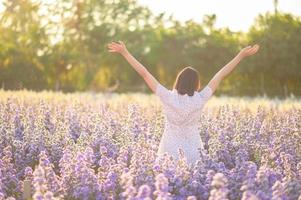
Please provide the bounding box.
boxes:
[0,0,300,32]
[137,0,301,31]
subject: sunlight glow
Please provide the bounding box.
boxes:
[137,0,301,31]
[0,0,300,32]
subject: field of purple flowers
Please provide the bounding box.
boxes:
[0,90,301,200]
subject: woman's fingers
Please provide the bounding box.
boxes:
[244,46,252,51]
[110,43,123,50]
[107,46,116,51]
[108,43,119,48]
[240,44,259,57]
[251,45,260,53]
[119,41,125,46]
[111,41,119,45]
[108,42,119,47]
[247,45,259,56]
[108,44,121,51]
[107,41,123,53]
[249,44,259,50]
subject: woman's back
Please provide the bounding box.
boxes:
[156,84,213,165]
[156,84,212,126]
[108,40,259,165]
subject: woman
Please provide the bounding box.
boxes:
[108,41,260,165]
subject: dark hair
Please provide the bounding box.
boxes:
[173,67,200,96]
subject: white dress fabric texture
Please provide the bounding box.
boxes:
[156,84,213,165]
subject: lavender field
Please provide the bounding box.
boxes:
[0,90,301,200]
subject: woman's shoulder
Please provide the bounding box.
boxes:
[156,84,173,96]
[198,85,213,98]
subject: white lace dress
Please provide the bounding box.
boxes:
[156,83,213,165]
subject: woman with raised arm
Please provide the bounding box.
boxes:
[108,41,260,165]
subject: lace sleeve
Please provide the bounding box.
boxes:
[155,83,172,105]
[198,85,213,102]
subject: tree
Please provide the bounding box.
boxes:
[274,0,279,14]
[0,0,49,90]
[246,12,301,96]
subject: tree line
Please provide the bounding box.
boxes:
[0,0,300,97]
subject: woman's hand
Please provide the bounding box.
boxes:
[207,44,260,93]
[107,40,159,93]
[107,41,128,55]
[238,44,260,59]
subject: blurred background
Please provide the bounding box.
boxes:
[0,0,300,97]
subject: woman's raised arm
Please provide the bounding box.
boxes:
[208,44,260,93]
[108,41,159,93]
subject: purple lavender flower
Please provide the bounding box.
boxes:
[120,172,137,199]
[153,173,171,199]
[209,173,229,200]
[272,181,287,200]
[187,196,197,200]
[0,90,301,199]
[136,184,152,199]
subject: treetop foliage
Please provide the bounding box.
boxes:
[0,0,300,97]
